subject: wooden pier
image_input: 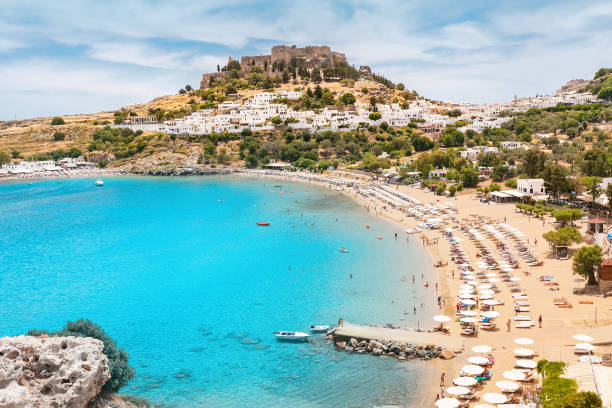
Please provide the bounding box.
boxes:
[334,323,464,351]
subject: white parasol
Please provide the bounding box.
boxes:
[446,386,471,396]
[435,398,460,408]
[461,364,485,375]
[515,359,537,369]
[472,345,492,353]
[575,343,596,352]
[479,294,494,300]
[488,278,500,283]
[472,405,495,408]
[479,289,495,296]
[482,393,508,404]
[482,299,500,305]
[503,370,526,381]
[482,311,500,318]
[510,277,522,282]
[496,380,519,392]
[485,273,497,278]
[434,315,451,322]
[514,337,534,345]
[461,299,476,306]
[573,334,594,342]
[459,293,474,299]
[514,348,534,357]
[477,284,492,290]
[468,356,490,365]
[460,284,474,290]
[461,310,477,316]
[460,317,477,323]
[453,376,478,387]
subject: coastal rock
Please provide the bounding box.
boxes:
[349,338,358,348]
[335,341,346,349]
[372,348,383,355]
[0,335,110,408]
[440,350,454,359]
[344,346,354,352]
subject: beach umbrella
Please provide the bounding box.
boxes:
[459,288,475,294]
[482,393,508,404]
[503,370,526,381]
[514,348,534,357]
[477,284,492,290]
[503,267,514,272]
[461,310,477,316]
[575,343,596,352]
[459,293,474,299]
[434,315,451,322]
[510,277,522,282]
[461,299,476,306]
[573,334,594,342]
[479,289,495,296]
[514,337,534,345]
[515,359,537,369]
[479,294,493,300]
[472,405,495,408]
[460,284,474,290]
[466,280,478,286]
[468,356,490,365]
[485,273,497,278]
[460,317,477,323]
[488,278,500,283]
[453,376,478,387]
[435,398,460,408]
[482,311,500,318]
[472,345,492,353]
[461,364,485,375]
[496,380,519,392]
[446,386,471,396]
[482,299,500,305]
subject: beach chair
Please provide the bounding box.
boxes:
[518,306,530,312]
[514,316,532,321]
[516,321,535,328]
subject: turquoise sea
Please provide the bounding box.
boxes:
[0,176,436,407]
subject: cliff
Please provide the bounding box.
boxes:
[0,335,110,408]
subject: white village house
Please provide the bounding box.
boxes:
[517,178,546,196]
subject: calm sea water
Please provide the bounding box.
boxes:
[0,176,436,407]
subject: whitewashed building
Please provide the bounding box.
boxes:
[517,178,546,195]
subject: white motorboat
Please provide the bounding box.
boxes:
[339,247,349,253]
[310,325,330,333]
[95,179,104,187]
[275,331,309,341]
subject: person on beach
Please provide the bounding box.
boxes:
[506,318,511,332]
[413,306,416,314]
[440,372,445,386]
[338,317,344,326]
[538,315,542,328]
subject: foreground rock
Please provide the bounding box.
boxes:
[331,336,455,361]
[0,335,110,408]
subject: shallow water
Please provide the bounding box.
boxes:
[0,176,436,407]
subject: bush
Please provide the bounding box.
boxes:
[53,132,65,141]
[51,117,65,125]
[505,179,517,188]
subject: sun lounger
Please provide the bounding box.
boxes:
[517,306,530,312]
[516,321,535,328]
[515,301,530,306]
[513,295,528,300]
[514,316,531,321]
[558,304,573,308]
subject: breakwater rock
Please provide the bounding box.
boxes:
[332,336,454,361]
[0,335,110,408]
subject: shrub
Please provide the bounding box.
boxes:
[53,132,65,141]
[51,117,65,125]
[28,319,134,393]
[505,179,517,188]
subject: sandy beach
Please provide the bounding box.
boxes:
[236,168,612,407]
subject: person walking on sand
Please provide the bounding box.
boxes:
[506,318,511,332]
[338,317,344,327]
[440,372,445,386]
[413,306,417,314]
[538,315,542,328]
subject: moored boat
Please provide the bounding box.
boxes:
[310,325,329,333]
[275,331,309,341]
[256,221,270,226]
[339,247,349,253]
[95,179,104,187]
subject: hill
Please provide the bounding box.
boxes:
[556,67,612,100]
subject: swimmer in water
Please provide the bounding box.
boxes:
[349,273,352,279]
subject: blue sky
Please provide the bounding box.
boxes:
[1,0,611,120]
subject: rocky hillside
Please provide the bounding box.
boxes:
[556,67,612,98]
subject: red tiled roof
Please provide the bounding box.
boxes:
[602,259,612,266]
[587,218,605,224]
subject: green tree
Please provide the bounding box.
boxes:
[0,151,10,164]
[583,176,602,208]
[185,84,192,92]
[542,227,582,247]
[311,69,322,83]
[51,117,65,125]
[339,93,356,105]
[245,154,258,168]
[53,132,66,141]
[460,166,479,187]
[572,245,602,285]
[542,164,569,198]
[522,148,545,178]
[269,116,283,125]
[369,112,382,121]
[597,86,612,101]
[361,152,380,171]
[606,183,612,207]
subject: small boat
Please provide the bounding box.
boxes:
[275,331,309,341]
[274,185,282,188]
[256,221,271,226]
[339,247,349,253]
[310,325,329,333]
[95,179,104,187]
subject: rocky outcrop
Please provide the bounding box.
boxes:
[129,165,234,176]
[0,335,110,408]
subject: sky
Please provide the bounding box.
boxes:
[1,0,611,120]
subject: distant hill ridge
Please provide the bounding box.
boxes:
[556,67,612,100]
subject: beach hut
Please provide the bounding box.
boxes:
[587,218,605,233]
